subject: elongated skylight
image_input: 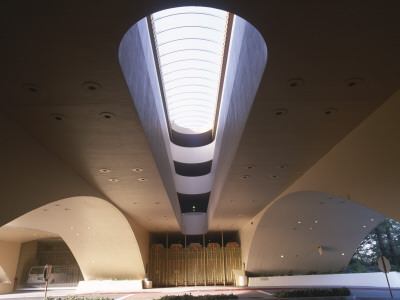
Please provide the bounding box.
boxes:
[151,7,230,133]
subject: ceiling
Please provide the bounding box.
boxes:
[0,0,399,238]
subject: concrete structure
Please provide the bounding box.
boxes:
[0,0,400,293]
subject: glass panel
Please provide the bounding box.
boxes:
[152,6,229,133]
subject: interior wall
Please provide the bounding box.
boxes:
[0,241,20,294]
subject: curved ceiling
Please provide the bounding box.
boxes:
[0,0,399,279]
[246,191,385,275]
[6,197,146,280]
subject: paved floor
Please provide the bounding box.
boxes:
[0,286,399,299]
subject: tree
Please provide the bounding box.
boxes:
[348,218,400,273]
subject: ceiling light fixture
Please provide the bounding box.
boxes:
[23,83,40,93]
[287,78,304,88]
[138,177,148,182]
[82,81,102,91]
[108,178,119,182]
[99,112,115,119]
[132,168,143,172]
[323,108,337,115]
[273,109,288,116]
[345,78,363,87]
[99,168,110,173]
[49,113,66,121]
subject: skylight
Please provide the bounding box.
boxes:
[150,7,230,133]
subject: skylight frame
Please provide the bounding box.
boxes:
[149,6,233,135]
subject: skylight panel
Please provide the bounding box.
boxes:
[151,6,230,133]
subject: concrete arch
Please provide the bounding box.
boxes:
[244,191,385,275]
[7,196,146,280]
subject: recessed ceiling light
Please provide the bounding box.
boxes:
[278,164,288,169]
[298,221,301,224]
[23,83,40,93]
[271,174,280,178]
[371,218,375,222]
[309,227,313,230]
[246,165,256,170]
[241,175,250,179]
[363,225,366,228]
[280,255,284,258]
[64,208,70,211]
[138,177,148,182]
[341,253,345,256]
[132,168,143,172]
[99,168,110,173]
[108,178,119,182]
[99,112,115,119]
[82,81,102,91]
[273,108,288,116]
[323,108,337,115]
[345,78,363,87]
[155,202,160,205]
[75,233,80,236]
[314,220,318,224]
[49,113,66,121]
[70,226,74,230]
[287,78,304,88]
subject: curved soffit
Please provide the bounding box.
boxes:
[6,196,145,280]
[246,191,385,275]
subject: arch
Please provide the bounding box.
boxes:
[244,191,385,275]
[7,196,146,280]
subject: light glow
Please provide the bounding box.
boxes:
[151,7,230,133]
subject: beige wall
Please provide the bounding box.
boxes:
[0,241,20,293]
[14,241,38,286]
